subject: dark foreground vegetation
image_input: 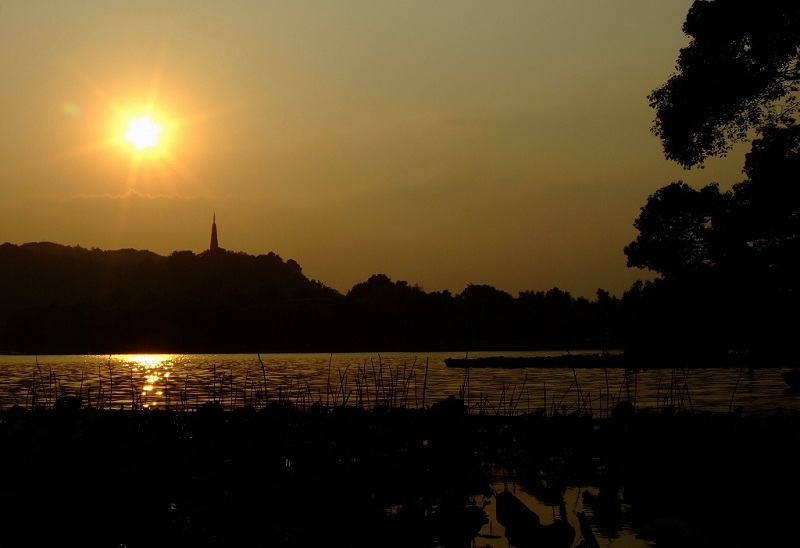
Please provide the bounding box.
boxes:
[1,398,798,548]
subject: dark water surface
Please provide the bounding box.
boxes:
[1,351,797,415]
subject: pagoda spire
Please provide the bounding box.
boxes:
[210,212,219,251]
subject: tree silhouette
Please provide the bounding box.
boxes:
[648,0,800,167]
[624,182,730,280]
[626,1,800,356]
[732,123,800,289]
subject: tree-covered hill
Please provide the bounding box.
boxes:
[0,242,336,353]
[0,243,623,354]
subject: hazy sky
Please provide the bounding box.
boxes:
[0,1,747,297]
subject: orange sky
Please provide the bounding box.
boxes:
[0,1,747,297]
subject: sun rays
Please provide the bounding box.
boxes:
[50,49,225,201]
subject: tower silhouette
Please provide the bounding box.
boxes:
[210,213,219,251]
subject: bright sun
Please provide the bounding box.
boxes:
[125,116,162,150]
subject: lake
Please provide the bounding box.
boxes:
[1,351,797,415]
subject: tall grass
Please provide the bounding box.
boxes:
[11,357,708,419]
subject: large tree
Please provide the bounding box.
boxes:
[624,181,730,280]
[624,1,800,355]
[649,0,800,168]
[627,125,800,289]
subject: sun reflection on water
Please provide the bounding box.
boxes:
[125,354,173,367]
[118,354,176,408]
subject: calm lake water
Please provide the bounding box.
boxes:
[1,351,797,415]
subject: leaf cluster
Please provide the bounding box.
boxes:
[649,0,800,167]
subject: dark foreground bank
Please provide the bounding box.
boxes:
[1,399,798,547]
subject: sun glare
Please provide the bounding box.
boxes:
[125,116,162,150]
[54,65,214,195]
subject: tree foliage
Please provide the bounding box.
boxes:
[732,122,800,285]
[624,182,729,279]
[628,123,800,289]
[649,0,800,167]
[623,129,800,354]
[624,2,800,356]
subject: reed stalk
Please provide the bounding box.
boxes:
[572,369,582,413]
[682,369,694,413]
[729,367,743,412]
[421,358,429,409]
[258,353,269,407]
[655,376,662,412]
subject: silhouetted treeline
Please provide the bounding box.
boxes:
[0,243,626,354]
[336,275,623,352]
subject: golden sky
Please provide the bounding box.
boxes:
[0,1,746,297]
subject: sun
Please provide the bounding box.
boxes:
[54,62,220,197]
[125,116,162,150]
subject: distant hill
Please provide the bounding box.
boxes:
[0,242,338,353]
[0,242,625,354]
